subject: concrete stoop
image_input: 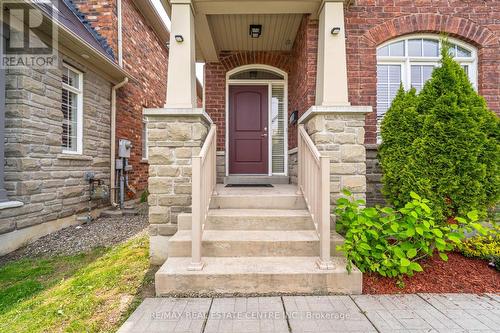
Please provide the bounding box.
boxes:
[155,184,362,296]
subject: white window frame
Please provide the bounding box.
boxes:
[377,34,478,91]
[61,63,83,155]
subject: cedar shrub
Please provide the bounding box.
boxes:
[379,40,500,222]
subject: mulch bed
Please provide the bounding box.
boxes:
[363,252,500,294]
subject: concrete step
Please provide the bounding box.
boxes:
[155,256,362,296]
[168,230,344,257]
[224,175,290,185]
[179,209,314,231]
[210,194,306,209]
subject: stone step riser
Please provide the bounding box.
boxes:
[177,213,315,231]
[210,195,307,210]
[168,239,344,257]
[156,273,362,296]
[155,257,362,296]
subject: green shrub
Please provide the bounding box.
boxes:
[335,189,485,278]
[140,189,149,203]
[379,40,500,222]
[379,86,419,208]
[457,224,499,259]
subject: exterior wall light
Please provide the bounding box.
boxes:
[249,25,262,38]
[175,35,184,43]
[331,27,341,35]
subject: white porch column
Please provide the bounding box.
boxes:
[165,0,197,109]
[315,1,349,106]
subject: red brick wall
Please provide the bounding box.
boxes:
[72,0,118,54]
[288,15,318,148]
[74,0,168,193]
[116,0,168,192]
[344,0,500,144]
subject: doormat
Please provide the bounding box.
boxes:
[225,184,273,187]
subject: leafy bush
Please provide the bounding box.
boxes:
[457,224,499,259]
[379,40,500,221]
[140,189,149,203]
[336,189,484,278]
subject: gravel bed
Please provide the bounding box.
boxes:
[0,203,149,266]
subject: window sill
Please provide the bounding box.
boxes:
[57,154,92,161]
[140,159,149,164]
[0,201,24,210]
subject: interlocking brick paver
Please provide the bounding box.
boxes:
[420,293,500,331]
[352,294,462,332]
[283,296,376,332]
[118,298,211,333]
[204,297,288,333]
[118,294,500,332]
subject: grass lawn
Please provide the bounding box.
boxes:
[0,235,154,333]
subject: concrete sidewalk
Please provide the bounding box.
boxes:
[118,293,500,332]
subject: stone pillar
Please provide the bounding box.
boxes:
[144,108,211,264]
[165,0,197,108]
[0,32,7,202]
[316,1,349,106]
[299,106,372,220]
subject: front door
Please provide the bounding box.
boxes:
[229,85,268,174]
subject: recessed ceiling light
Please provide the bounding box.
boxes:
[81,54,90,59]
[249,25,262,38]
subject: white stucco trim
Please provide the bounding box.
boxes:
[298,105,372,124]
[0,201,24,210]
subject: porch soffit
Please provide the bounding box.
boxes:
[188,0,325,62]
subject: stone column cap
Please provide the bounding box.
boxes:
[299,105,372,124]
[143,107,213,124]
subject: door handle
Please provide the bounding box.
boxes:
[261,133,268,137]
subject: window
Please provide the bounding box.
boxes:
[142,117,148,160]
[61,64,83,153]
[376,35,477,142]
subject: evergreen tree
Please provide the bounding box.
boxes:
[379,40,500,221]
[379,86,420,207]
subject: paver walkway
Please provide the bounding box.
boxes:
[118,293,500,332]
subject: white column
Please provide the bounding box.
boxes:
[315,1,350,106]
[165,0,197,109]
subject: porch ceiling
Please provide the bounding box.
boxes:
[208,14,303,52]
[165,0,326,62]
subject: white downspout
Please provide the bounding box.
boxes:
[110,78,128,206]
[117,0,123,67]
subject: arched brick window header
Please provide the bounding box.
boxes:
[362,14,497,48]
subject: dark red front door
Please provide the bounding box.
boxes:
[229,85,268,174]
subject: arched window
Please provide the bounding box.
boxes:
[376,35,477,141]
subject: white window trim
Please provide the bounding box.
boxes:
[62,63,84,155]
[377,34,478,90]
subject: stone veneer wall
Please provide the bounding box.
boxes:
[145,111,210,264]
[1,55,112,237]
[302,108,368,219]
[366,144,385,206]
[216,151,225,184]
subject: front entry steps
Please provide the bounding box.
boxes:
[155,184,362,296]
[224,175,290,185]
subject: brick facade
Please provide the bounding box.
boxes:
[344,0,500,144]
[74,0,169,193]
[116,0,168,192]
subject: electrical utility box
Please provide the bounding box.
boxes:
[118,139,132,158]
